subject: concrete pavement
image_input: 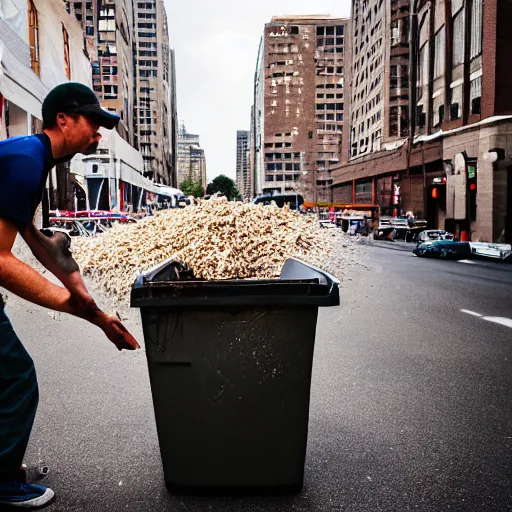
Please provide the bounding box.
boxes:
[3,246,512,511]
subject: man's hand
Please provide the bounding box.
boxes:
[65,295,140,351]
[95,313,141,351]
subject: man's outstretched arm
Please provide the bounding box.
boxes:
[20,222,93,304]
[1,218,139,350]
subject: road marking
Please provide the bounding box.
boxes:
[460,309,483,317]
[482,317,512,329]
[458,260,476,264]
[461,309,512,329]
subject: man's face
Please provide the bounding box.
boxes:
[60,113,102,156]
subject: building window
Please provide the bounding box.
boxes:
[470,0,483,59]
[62,25,71,79]
[434,26,445,79]
[139,41,158,49]
[452,8,465,66]
[103,85,118,98]
[99,19,115,31]
[418,43,429,99]
[389,106,399,136]
[450,84,462,119]
[433,95,445,126]
[28,0,40,76]
[140,69,157,78]
[470,76,482,114]
[102,65,117,75]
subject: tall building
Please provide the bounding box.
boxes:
[169,49,179,187]
[66,0,179,188]
[332,0,512,243]
[348,0,410,160]
[177,124,207,188]
[250,38,265,198]
[133,0,174,185]
[253,16,349,203]
[236,130,250,199]
[65,0,136,146]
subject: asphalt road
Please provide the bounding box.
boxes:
[5,245,512,512]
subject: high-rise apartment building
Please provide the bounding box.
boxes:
[65,0,136,146]
[177,124,207,188]
[236,130,250,200]
[349,0,410,159]
[133,0,174,185]
[253,16,348,203]
[67,0,178,186]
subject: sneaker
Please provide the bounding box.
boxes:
[0,480,55,509]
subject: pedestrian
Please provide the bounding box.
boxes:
[406,210,415,228]
[0,83,140,509]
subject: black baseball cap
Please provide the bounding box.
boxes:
[42,82,120,130]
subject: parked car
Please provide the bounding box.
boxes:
[253,193,304,210]
[413,240,471,259]
[416,230,454,243]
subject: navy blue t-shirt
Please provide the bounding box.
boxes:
[0,133,54,227]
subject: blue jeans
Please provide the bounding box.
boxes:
[0,306,39,482]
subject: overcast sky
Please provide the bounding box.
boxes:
[165,0,351,183]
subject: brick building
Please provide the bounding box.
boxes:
[332,0,512,243]
[252,16,349,202]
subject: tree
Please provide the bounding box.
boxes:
[180,178,204,198]
[206,175,241,201]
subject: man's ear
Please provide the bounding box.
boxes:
[56,113,67,128]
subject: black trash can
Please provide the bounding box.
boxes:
[131,258,339,496]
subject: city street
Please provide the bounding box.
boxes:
[6,246,511,512]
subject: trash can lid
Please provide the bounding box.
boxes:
[130,258,340,308]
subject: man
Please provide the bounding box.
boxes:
[0,83,140,509]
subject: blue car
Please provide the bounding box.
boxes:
[413,239,472,260]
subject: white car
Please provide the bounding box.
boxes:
[416,230,454,243]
